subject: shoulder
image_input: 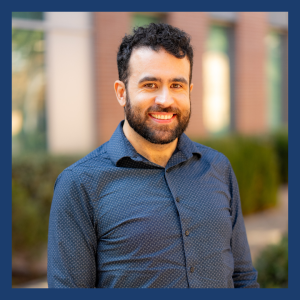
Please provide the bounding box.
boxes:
[191,141,233,182]
[192,141,231,167]
[55,142,111,188]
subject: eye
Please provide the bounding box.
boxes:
[171,83,182,88]
[144,83,157,88]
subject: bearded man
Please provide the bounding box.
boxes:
[47,23,259,288]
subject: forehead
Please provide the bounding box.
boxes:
[128,47,190,83]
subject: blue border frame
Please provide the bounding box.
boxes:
[6,2,296,299]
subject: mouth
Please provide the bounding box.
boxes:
[148,113,177,123]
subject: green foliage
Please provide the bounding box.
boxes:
[193,135,280,215]
[255,234,288,288]
[270,129,288,184]
[12,153,81,259]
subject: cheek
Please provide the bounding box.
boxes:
[134,94,154,108]
[173,89,190,101]
[177,96,190,111]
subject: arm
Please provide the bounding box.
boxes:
[228,164,260,288]
[47,170,97,288]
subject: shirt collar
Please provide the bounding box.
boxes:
[107,120,138,166]
[107,120,202,167]
[176,129,202,160]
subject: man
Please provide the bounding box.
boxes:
[48,23,259,288]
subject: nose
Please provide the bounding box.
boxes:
[155,87,174,107]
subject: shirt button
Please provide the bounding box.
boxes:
[176,197,180,203]
[190,266,194,273]
[185,230,189,236]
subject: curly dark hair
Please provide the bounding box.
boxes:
[117,23,193,87]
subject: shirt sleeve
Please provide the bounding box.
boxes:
[228,163,260,288]
[47,169,98,288]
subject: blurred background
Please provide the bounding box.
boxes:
[12,12,288,288]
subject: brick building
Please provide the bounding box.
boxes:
[12,12,288,155]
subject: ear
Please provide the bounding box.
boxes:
[114,80,126,107]
[189,83,194,93]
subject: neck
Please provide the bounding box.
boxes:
[122,120,177,168]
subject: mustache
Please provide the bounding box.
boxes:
[146,106,181,114]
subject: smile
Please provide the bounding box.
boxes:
[150,114,174,120]
[148,113,177,123]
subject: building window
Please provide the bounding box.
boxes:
[131,13,165,32]
[12,12,44,20]
[266,31,288,130]
[12,27,46,154]
[202,24,234,136]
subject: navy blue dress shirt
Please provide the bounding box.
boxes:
[47,121,259,288]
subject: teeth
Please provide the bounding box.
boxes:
[151,114,173,120]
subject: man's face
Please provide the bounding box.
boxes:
[124,47,193,144]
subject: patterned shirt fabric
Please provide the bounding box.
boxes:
[47,120,259,288]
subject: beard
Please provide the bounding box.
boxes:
[124,93,191,145]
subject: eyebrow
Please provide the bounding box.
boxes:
[138,76,162,84]
[170,77,188,85]
[138,76,188,85]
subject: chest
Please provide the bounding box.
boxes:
[91,164,232,243]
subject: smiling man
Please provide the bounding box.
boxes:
[48,23,259,288]
[115,46,192,168]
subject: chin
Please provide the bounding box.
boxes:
[144,131,178,145]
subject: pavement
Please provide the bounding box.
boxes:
[244,184,288,262]
[16,185,288,288]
